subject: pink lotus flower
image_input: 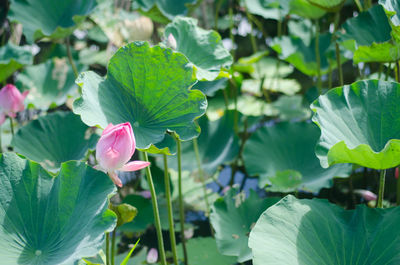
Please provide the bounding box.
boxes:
[95,122,150,187]
[0,84,29,124]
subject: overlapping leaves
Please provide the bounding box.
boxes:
[0,153,116,265]
[249,195,400,265]
[311,79,400,169]
[73,41,207,150]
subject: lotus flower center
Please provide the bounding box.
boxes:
[133,121,139,127]
[35,250,42,256]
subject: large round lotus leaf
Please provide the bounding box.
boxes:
[11,111,98,170]
[311,79,400,169]
[0,43,33,83]
[243,122,351,192]
[306,0,345,11]
[177,237,237,265]
[210,188,279,262]
[8,0,96,43]
[133,0,196,22]
[0,153,116,265]
[168,110,239,177]
[16,58,85,109]
[73,41,207,150]
[243,0,290,20]
[249,195,400,265]
[271,33,346,76]
[339,5,399,63]
[164,17,233,81]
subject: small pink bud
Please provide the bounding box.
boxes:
[146,248,158,264]
[0,84,28,123]
[167,33,177,50]
[396,167,399,179]
[354,189,377,201]
[95,122,150,187]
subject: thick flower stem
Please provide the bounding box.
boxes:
[334,11,344,86]
[111,229,116,265]
[377,169,386,208]
[192,139,213,234]
[177,139,188,265]
[315,19,322,94]
[66,37,79,79]
[163,154,179,265]
[105,232,110,265]
[144,152,167,265]
[9,117,14,135]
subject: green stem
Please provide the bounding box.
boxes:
[143,152,167,265]
[386,63,392,81]
[214,0,224,30]
[111,229,116,265]
[377,169,386,208]
[176,139,188,265]
[245,10,257,53]
[334,11,343,86]
[228,0,235,59]
[354,0,363,12]
[397,61,400,82]
[396,63,399,82]
[163,154,179,265]
[9,117,14,135]
[193,139,214,234]
[66,37,79,78]
[328,63,333,89]
[106,232,110,265]
[315,19,322,93]
[228,78,238,134]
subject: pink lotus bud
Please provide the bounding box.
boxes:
[354,189,377,201]
[167,33,177,50]
[95,122,150,187]
[0,84,28,123]
[146,248,158,264]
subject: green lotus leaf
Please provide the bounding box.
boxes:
[311,79,400,169]
[16,58,85,109]
[73,41,207,150]
[306,0,345,12]
[143,134,177,156]
[192,78,228,97]
[249,195,400,265]
[177,237,237,265]
[339,5,399,63]
[271,33,346,76]
[243,0,290,20]
[241,78,301,96]
[8,0,97,43]
[0,153,116,265]
[289,0,326,19]
[0,43,33,83]
[11,111,98,170]
[271,95,311,121]
[164,17,233,81]
[133,0,196,22]
[168,110,239,177]
[250,57,294,80]
[210,188,279,262]
[243,122,351,192]
[379,0,400,43]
